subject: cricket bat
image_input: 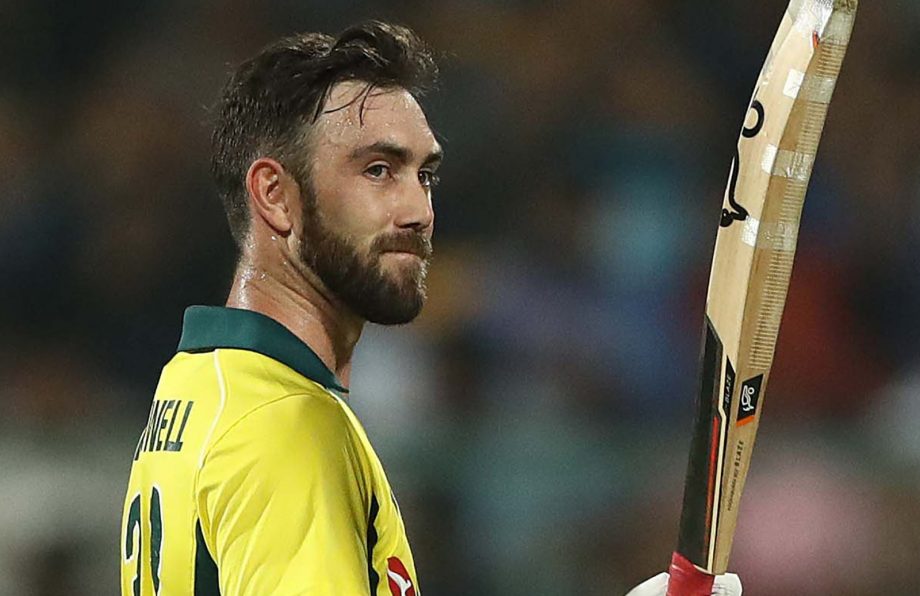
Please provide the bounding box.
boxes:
[665,1,858,593]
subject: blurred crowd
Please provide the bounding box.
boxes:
[1,0,919,594]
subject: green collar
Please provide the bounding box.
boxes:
[177,306,348,393]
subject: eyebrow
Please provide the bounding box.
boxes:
[349,141,443,167]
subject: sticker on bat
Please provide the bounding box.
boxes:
[720,100,765,228]
[722,359,735,415]
[736,374,764,426]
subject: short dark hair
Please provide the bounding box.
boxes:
[211,21,439,248]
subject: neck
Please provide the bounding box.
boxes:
[225,252,363,388]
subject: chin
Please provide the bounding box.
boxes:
[364,303,425,326]
[361,286,427,326]
[340,256,429,325]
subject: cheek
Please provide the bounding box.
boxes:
[316,184,391,240]
[308,149,393,239]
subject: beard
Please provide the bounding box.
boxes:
[297,187,432,326]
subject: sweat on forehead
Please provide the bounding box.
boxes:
[310,81,434,148]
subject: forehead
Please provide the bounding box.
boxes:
[310,81,438,156]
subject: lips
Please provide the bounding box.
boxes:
[372,233,432,260]
[382,250,424,258]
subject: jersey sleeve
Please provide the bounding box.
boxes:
[196,393,372,595]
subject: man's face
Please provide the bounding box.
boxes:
[294,81,442,325]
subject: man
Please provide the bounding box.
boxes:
[120,20,741,595]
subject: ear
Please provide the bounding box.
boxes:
[245,158,296,235]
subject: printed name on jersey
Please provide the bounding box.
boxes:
[386,557,416,596]
[134,399,195,459]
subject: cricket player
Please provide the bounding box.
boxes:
[120,20,741,595]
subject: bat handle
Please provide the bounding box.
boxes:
[665,552,715,596]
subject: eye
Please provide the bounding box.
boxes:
[419,170,440,189]
[365,164,390,179]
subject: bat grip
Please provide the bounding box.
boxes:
[665,552,715,596]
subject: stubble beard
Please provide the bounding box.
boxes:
[297,186,432,326]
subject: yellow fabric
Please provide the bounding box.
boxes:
[120,345,417,595]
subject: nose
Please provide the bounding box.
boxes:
[393,178,434,233]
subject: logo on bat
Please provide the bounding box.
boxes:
[736,374,764,426]
[721,100,766,228]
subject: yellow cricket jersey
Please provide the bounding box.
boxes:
[120,306,419,595]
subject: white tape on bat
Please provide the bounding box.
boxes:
[783,70,806,99]
[762,144,779,174]
[761,145,815,182]
[782,70,838,104]
[789,0,834,37]
[760,221,799,252]
[822,12,856,44]
[800,75,838,104]
[742,217,799,252]
[742,216,761,248]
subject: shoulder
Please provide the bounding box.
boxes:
[214,389,356,459]
[200,384,375,498]
[197,389,371,502]
[200,347,356,450]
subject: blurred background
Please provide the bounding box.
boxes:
[1,0,919,594]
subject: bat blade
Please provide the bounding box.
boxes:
[667,1,858,592]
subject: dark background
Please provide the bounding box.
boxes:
[1,1,919,594]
